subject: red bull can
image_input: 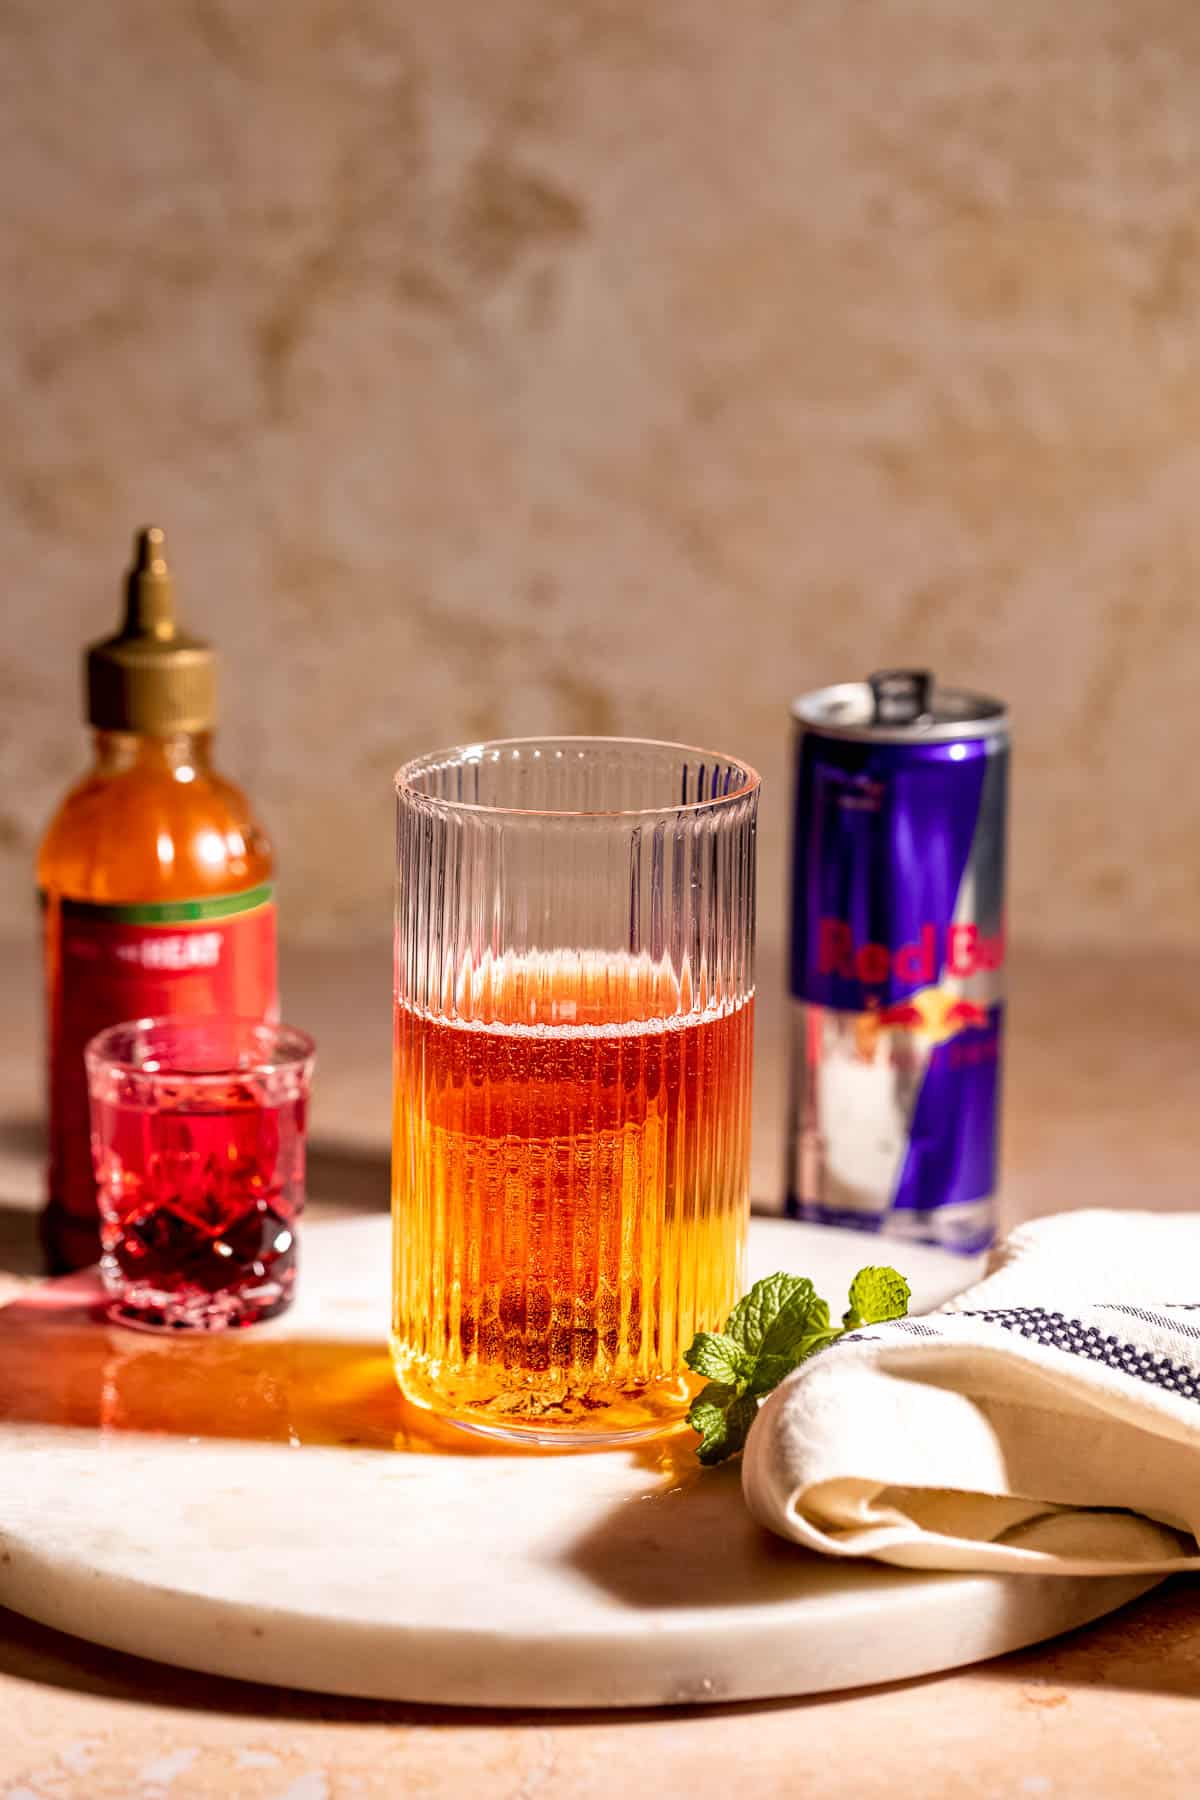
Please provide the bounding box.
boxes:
[786,670,1009,1254]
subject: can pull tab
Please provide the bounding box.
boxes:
[868,668,934,727]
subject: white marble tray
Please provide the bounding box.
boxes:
[0,1216,1156,1708]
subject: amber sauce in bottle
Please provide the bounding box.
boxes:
[38,529,277,1271]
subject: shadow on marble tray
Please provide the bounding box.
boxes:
[557,1454,897,1617]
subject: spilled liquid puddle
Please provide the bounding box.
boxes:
[0,1280,694,1476]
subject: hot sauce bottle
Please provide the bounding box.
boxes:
[38,527,278,1271]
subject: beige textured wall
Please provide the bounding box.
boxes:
[2,0,1199,952]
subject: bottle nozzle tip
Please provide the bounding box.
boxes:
[125,526,176,635]
[134,525,169,576]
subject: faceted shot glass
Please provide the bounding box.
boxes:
[85,1015,315,1332]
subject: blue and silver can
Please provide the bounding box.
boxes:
[786,671,1009,1254]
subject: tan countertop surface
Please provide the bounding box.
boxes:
[1,939,1198,1797]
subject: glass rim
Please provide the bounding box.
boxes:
[393,735,762,820]
[84,1015,316,1080]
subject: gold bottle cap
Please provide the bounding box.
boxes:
[86,527,217,734]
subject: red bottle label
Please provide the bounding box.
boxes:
[44,885,278,1246]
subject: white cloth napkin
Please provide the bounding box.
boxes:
[742,1210,1200,1574]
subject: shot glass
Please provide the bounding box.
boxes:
[391,737,760,1445]
[85,1016,316,1331]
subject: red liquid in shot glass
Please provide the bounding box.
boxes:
[91,1077,306,1330]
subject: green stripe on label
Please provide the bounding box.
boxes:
[57,884,275,925]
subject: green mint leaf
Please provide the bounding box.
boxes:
[683,1331,753,1387]
[687,1383,735,1458]
[755,1278,820,1358]
[843,1265,911,1328]
[798,1317,843,1357]
[748,1291,831,1396]
[725,1272,817,1358]
[687,1385,759,1465]
[687,1261,912,1463]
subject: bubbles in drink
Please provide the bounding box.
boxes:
[391,959,753,1440]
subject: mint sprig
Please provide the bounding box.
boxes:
[683,1263,911,1464]
[844,1265,911,1330]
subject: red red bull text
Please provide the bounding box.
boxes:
[817,919,1005,987]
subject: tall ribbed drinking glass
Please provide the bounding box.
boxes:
[391,738,759,1445]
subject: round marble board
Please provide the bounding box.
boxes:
[0,1215,1156,1709]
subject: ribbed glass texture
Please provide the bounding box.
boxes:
[391,738,759,1444]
